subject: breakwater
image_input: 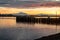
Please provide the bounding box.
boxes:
[16,16,60,24]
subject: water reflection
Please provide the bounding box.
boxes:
[0,17,16,28]
[0,17,60,40]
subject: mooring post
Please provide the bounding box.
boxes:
[47,16,50,24]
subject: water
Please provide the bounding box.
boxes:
[0,17,60,40]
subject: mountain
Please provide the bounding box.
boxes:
[12,12,29,16]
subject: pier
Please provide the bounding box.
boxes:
[16,16,60,24]
[0,14,60,24]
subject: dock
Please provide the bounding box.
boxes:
[0,13,60,24]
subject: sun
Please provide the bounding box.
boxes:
[56,0,60,1]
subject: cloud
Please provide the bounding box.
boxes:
[0,0,40,8]
[0,0,60,8]
[0,0,59,3]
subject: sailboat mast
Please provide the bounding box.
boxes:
[56,10,57,33]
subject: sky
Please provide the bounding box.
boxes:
[0,0,60,2]
[0,0,60,15]
[0,0,60,7]
[0,0,60,8]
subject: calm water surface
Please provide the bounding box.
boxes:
[0,17,60,40]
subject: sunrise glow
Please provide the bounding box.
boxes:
[56,0,60,1]
[0,7,60,15]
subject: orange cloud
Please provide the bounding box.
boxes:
[0,7,20,14]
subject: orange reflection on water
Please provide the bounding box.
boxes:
[0,17,16,28]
